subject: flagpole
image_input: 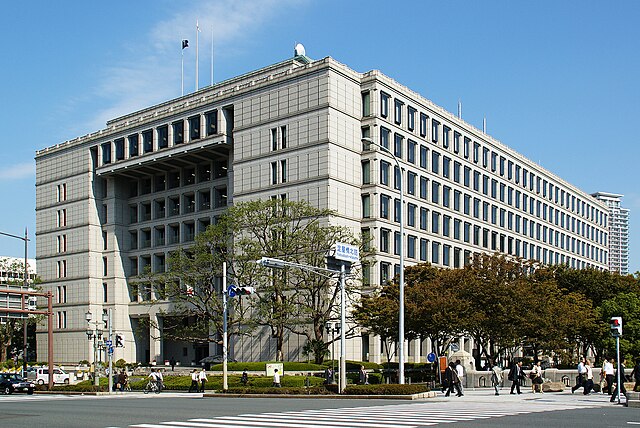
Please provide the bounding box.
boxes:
[181,46,184,96]
[211,25,218,86]
[196,19,200,91]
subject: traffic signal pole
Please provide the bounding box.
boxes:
[616,335,621,405]
[222,261,228,391]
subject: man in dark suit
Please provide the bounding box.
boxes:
[509,360,523,394]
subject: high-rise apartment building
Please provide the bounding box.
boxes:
[35,52,609,365]
[591,192,629,275]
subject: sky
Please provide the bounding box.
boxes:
[1,0,638,273]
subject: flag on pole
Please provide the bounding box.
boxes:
[182,39,189,49]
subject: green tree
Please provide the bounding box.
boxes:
[600,292,640,363]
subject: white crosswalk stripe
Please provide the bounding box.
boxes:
[128,399,607,428]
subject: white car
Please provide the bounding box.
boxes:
[36,368,70,385]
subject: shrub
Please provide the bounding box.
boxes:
[114,359,127,369]
[343,384,430,395]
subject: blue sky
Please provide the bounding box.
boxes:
[1,0,638,273]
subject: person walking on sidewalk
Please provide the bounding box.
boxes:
[491,363,503,396]
[610,360,627,402]
[509,360,523,394]
[198,368,208,393]
[583,359,594,395]
[455,360,465,396]
[572,357,586,393]
[444,362,462,397]
[189,369,199,393]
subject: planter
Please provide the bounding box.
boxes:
[626,391,640,408]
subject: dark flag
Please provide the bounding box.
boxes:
[182,39,189,49]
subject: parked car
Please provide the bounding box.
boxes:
[35,368,70,385]
[0,373,35,395]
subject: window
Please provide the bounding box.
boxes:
[115,138,125,160]
[205,110,218,135]
[464,166,470,187]
[443,245,451,266]
[431,151,440,174]
[419,145,428,169]
[101,143,111,164]
[443,215,451,237]
[271,128,278,150]
[407,106,416,131]
[407,235,416,259]
[172,121,184,145]
[432,241,440,264]
[380,195,390,219]
[442,126,450,148]
[454,219,461,240]
[407,172,416,195]
[453,131,461,153]
[394,198,401,223]
[408,140,417,164]
[407,203,416,227]
[443,186,450,208]
[153,127,167,152]
[394,99,403,124]
[463,137,470,159]
[380,92,390,118]
[362,92,371,117]
[394,133,403,158]
[442,156,450,178]
[432,211,440,233]
[271,162,278,185]
[280,160,287,183]
[491,151,497,172]
[420,207,428,230]
[189,115,200,141]
[143,130,153,153]
[420,238,428,261]
[464,194,471,215]
[128,134,139,157]
[453,161,461,183]
[499,156,505,176]
[431,119,439,143]
[432,181,440,204]
[362,194,371,218]
[362,160,371,184]
[473,142,480,163]
[394,231,401,255]
[473,171,480,191]
[419,176,428,199]
[381,127,391,150]
[463,222,471,243]
[281,126,287,149]
[380,229,390,253]
[454,190,461,211]
[419,113,427,137]
[380,160,390,186]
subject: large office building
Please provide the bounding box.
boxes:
[35,50,610,366]
[592,192,629,275]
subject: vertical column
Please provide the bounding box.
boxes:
[168,123,174,149]
[370,334,382,365]
[409,339,421,363]
[150,313,162,364]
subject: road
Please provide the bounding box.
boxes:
[0,389,636,428]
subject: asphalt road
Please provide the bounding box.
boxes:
[0,390,636,428]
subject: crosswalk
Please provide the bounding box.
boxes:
[129,400,605,428]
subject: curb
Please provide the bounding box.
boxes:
[202,391,437,400]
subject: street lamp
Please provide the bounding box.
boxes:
[0,228,29,375]
[361,137,405,384]
[257,256,348,392]
[85,310,105,386]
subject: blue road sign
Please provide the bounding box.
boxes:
[105,340,112,347]
[227,284,237,297]
[108,346,114,355]
[427,352,436,363]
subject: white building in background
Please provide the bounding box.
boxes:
[592,192,630,275]
[0,256,36,284]
[35,50,609,366]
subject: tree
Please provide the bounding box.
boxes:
[600,292,640,363]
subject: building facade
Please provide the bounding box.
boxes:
[35,52,609,365]
[0,256,36,284]
[591,192,629,275]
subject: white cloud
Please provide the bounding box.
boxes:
[82,0,304,132]
[0,162,34,180]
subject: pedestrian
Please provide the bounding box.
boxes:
[455,360,465,396]
[610,360,627,402]
[189,369,199,393]
[359,365,369,385]
[118,369,128,392]
[156,369,164,392]
[491,363,503,396]
[571,357,586,393]
[273,368,281,387]
[324,367,334,385]
[170,356,176,372]
[630,358,640,392]
[530,361,543,393]
[241,368,249,386]
[602,358,615,395]
[444,362,462,397]
[199,367,208,393]
[583,359,594,395]
[509,360,523,394]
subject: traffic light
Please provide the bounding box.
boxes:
[115,333,124,348]
[235,286,255,296]
[185,285,194,297]
[610,317,623,337]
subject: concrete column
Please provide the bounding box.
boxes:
[150,313,162,364]
[410,339,421,363]
[168,123,174,148]
[371,334,382,364]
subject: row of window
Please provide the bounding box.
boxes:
[129,188,227,225]
[370,91,606,227]
[129,218,211,251]
[99,110,218,165]
[126,162,227,199]
[362,191,606,264]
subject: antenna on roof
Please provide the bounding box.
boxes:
[457,99,462,119]
[483,117,486,133]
